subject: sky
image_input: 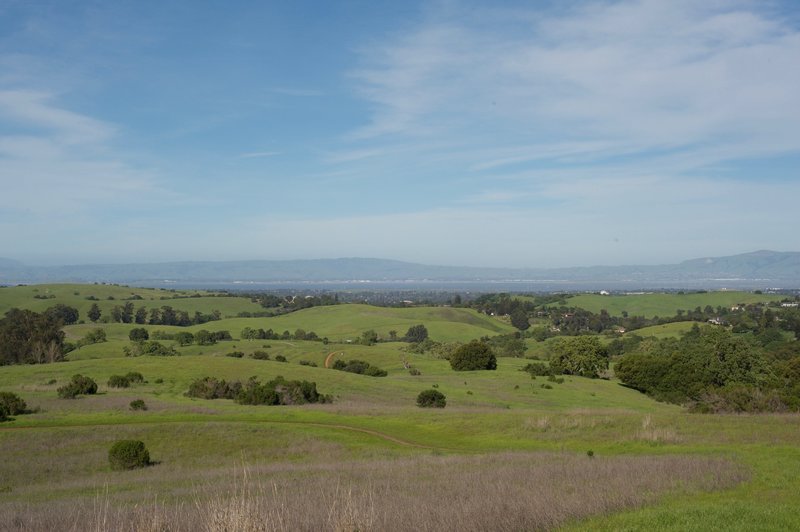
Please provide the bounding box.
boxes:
[0,0,798,268]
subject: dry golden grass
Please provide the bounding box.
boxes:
[2,452,745,531]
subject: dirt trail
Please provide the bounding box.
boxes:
[324,351,340,368]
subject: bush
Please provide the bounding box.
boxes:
[404,324,429,343]
[58,374,98,398]
[449,340,497,371]
[275,355,288,362]
[129,328,150,342]
[124,340,177,357]
[226,351,245,358]
[108,440,150,470]
[522,362,553,377]
[108,375,131,388]
[416,389,446,408]
[299,360,318,367]
[331,359,387,377]
[185,377,240,400]
[125,372,145,384]
[409,368,421,376]
[0,392,27,416]
[251,350,270,360]
[129,399,147,411]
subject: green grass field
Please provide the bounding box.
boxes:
[566,291,784,318]
[1,285,799,530]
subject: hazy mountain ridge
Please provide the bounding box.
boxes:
[1,251,799,286]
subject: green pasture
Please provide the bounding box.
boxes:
[628,321,700,339]
[178,304,515,342]
[1,284,800,529]
[566,291,783,318]
[0,283,264,318]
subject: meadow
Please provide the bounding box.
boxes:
[1,285,799,530]
[565,291,784,318]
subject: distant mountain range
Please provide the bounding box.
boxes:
[1,251,799,289]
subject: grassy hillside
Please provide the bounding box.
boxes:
[178,304,514,342]
[2,284,800,530]
[0,283,264,318]
[567,291,783,318]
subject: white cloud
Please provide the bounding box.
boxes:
[0,90,156,214]
[349,0,800,170]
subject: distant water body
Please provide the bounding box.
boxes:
[130,278,795,293]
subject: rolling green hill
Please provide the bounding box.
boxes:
[566,291,783,318]
[2,284,800,530]
[0,283,264,318]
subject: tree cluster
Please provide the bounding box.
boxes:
[186,375,330,405]
[331,359,388,377]
[615,325,800,412]
[0,308,65,365]
[548,336,609,378]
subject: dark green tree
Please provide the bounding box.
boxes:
[45,304,79,325]
[416,389,446,408]
[404,324,429,343]
[0,309,65,365]
[87,303,101,323]
[510,309,530,331]
[129,328,150,342]
[450,340,497,371]
[549,336,609,378]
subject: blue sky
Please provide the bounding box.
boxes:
[1,0,798,268]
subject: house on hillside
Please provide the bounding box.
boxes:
[708,317,726,326]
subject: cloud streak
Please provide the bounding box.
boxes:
[349,0,800,170]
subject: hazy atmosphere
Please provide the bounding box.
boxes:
[1,0,798,267]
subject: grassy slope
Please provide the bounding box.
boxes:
[0,283,264,318]
[1,285,799,529]
[566,291,783,318]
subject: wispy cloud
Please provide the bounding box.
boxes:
[238,151,281,159]
[0,90,156,214]
[268,87,323,97]
[348,0,800,173]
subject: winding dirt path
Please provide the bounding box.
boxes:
[324,351,341,368]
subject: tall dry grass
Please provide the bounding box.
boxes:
[1,452,745,531]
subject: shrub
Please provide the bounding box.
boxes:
[417,389,446,408]
[154,378,164,384]
[226,351,245,358]
[185,377,240,400]
[108,440,150,470]
[125,372,145,384]
[129,399,147,411]
[129,328,150,342]
[124,340,178,357]
[251,350,271,360]
[522,362,553,377]
[299,360,318,367]
[79,328,107,346]
[331,359,387,377]
[0,392,27,416]
[58,374,98,398]
[449,340,497,371]
[409,368,421,376]
[404,324,429,343]
[275,355,288,362]
[108,375,131,388]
